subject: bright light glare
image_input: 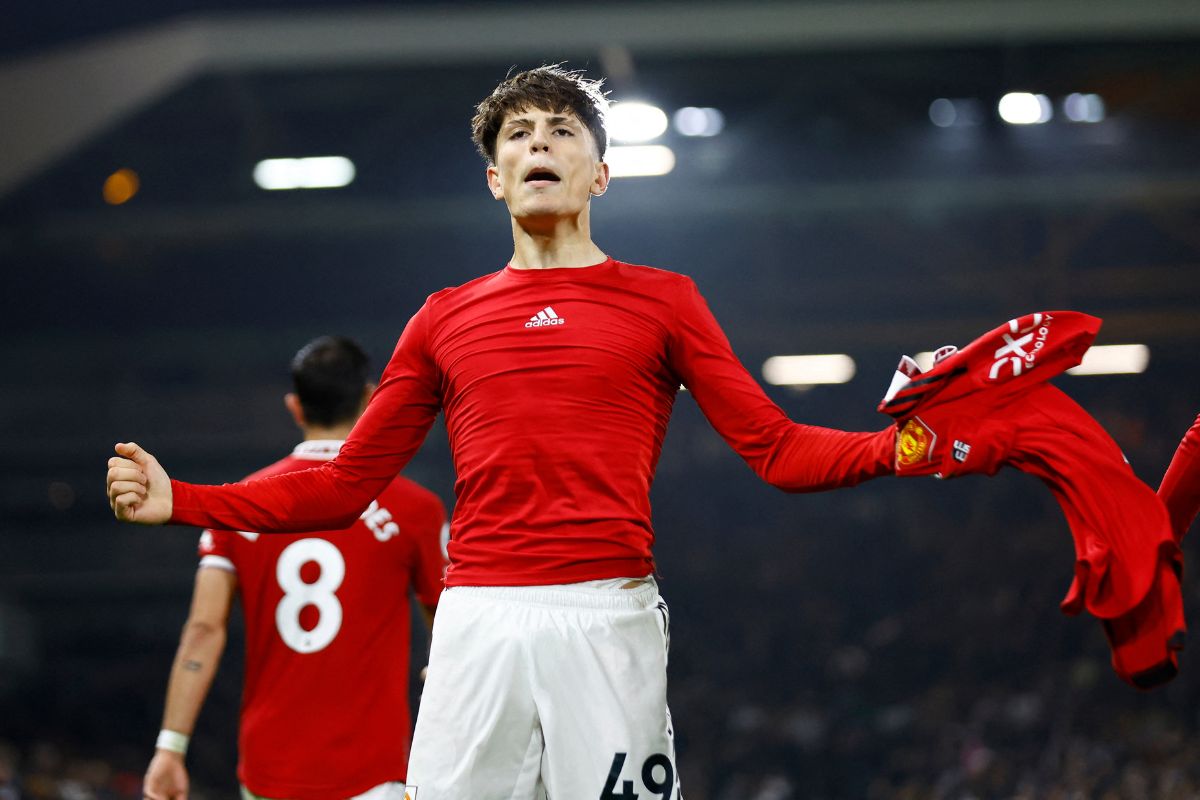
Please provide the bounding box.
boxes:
[1063,93,1106,123]
[762,354,856,386]
[607,102,669,143]
[1066,344,1150,376]
[998,93,1053,125]
[253,156,356,190]
[606,145,675,178]
[674,107,725,137]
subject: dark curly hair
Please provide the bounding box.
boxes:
[471,65,609,165]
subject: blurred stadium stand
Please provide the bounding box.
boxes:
[2,1,1200,797]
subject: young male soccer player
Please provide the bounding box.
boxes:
[141,336,447,800]
[109,66,895,799]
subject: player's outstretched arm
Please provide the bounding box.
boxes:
[107,442,173,524]
[665,277,895,492]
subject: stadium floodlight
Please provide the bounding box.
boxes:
[607,102,669,143]
[1063,93,1106,123]
[606,145,676,178]
[1066,344,1150,376]
[253,156,356,190]
[998,93,1053,125]
[673,107,725,137]
[762,354,856,386]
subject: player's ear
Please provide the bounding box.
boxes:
[284,393,305,428]
[590,160,610,198]
[486,164,504,200]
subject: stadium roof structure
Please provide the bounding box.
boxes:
[2,0,1199,349]
[4,0,1200,197]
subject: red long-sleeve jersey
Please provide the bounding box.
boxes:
[171,258,892,586]
[1160,413,1200,542]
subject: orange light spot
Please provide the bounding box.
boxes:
[103,168,140,205]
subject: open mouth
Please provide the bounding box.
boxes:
[524,169,561,183]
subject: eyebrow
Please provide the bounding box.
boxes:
[503,115,578,130]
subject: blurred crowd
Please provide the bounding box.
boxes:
[0,741,141,800]
[3,374,1198,799]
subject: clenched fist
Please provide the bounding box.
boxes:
[107,442,173,524]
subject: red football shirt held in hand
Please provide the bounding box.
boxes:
[880,311,1185,689]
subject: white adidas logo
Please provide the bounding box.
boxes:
[524,306,565,328]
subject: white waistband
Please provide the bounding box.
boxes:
[447,576,659,610]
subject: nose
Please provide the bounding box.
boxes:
[529,125,550,153]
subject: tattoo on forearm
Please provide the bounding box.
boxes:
[183,660,203,672]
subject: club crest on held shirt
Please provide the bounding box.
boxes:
[896,417,935,467]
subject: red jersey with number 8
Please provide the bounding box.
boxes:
[198,440,447,799]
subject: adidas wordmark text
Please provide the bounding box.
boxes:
[525,306,565,328]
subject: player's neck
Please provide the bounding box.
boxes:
[301,422,355,441]
[508,213,605,270]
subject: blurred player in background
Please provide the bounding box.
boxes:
[142,336,448,800]
[111,67,895,799]
[1160,412,1200,541]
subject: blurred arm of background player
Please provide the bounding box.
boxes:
[1159,412,1200,541]
[143,566,237,800]
[418,601,436,680]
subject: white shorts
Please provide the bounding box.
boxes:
[404,577,681,800]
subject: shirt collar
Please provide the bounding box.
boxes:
[291,439,344,461]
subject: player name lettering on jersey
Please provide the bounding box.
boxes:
[360,499,400,541]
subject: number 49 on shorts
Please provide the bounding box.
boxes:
[600,752,676,800]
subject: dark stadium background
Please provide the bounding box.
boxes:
[2,2,1200,797]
